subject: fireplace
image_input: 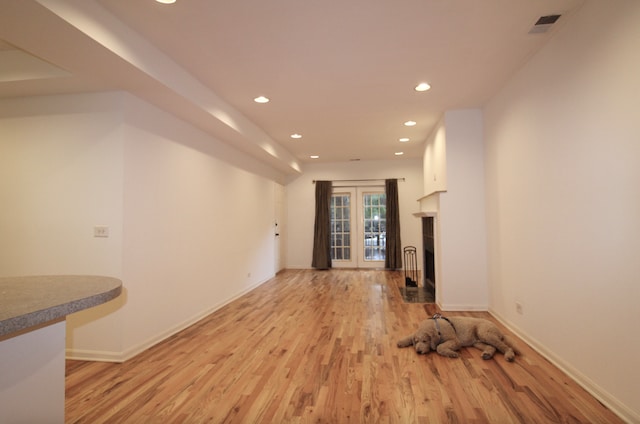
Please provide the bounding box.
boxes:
[422,217,436,292]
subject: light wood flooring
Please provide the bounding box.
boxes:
[65,269,622,423]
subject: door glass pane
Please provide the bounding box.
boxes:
[331,194,351,261]
[363,193,386,261]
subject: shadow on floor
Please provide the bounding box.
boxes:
[398,286,435,303]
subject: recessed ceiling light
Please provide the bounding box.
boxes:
[155,0,176,3]
[415,82,431,92]
[399,138,410,142]
[254,96,269,103]
[395,152,404,156]
[290,133,302,139]
[404,120,417,127]
[310,155,319,159]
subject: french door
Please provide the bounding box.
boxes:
[330,187,386,268]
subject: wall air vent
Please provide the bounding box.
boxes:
[529,14,562,34]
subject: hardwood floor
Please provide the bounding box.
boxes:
[65,269,622,423]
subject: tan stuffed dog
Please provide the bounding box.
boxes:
[398,314,517,361]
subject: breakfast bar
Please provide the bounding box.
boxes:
[0,275,122,423]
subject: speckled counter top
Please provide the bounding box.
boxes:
[0,275,122,338]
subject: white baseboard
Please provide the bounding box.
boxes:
[66,276,273,363]
[489,308,639,424]
[439,303,488,312]
[65,348,124,363]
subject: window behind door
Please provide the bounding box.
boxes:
[330,193,351,261]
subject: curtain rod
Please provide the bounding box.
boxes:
[312,178,405,184]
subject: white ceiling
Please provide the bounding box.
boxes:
[0,0,584,175]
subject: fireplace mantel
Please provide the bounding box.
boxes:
[415,189,446,217]
[413,211,437,218]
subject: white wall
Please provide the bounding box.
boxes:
[420,111,488,310]
[0,92,284,361]
[119,96,279,357]
[0,93,127,355]
[123,100,282,358]
[0,94,124,277]
[286,159,423,270]
[439,110,488,310]
[484,1,640,421]
[422,121,447,196]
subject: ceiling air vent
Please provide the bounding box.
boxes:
[529,14,562,34]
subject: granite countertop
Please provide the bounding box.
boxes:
[0,275,122,338]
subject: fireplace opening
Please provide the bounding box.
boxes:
[422,217,436,296]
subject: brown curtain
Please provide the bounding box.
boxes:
[385,179,402,269]
[312,181,332,269]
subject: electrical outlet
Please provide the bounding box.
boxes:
[515,302,523,315]
[94,225,109,238]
